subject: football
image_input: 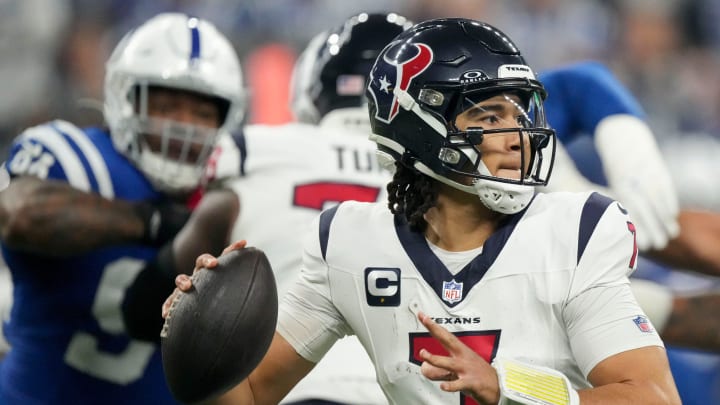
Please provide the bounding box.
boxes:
[160,247,278,404]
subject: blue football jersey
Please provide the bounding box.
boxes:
[540,61,647,185]
[0,120,180,404]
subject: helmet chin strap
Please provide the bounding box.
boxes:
[473,162,535,214]
[396,88,535,214]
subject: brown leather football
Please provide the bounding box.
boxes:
[161,247,278,404]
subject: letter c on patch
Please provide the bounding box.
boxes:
[365,268,401,306]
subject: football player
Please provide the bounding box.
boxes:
[168,18,680,405]
[0,13,243,404]
[204,12,413,405]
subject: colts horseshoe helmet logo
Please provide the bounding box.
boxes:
[367,43,433,123]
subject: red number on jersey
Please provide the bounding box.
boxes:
[293,181,381,210]
[626,221,638,269]
[409,330,501,405]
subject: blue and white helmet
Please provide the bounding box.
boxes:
[104,13,246,193]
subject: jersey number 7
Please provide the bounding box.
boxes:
[293,181,382,210]
[409,330,501,405]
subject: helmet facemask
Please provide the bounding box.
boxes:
[439,88,555,213]
[381,83,556,214]
[103,13,246,195]
[120,83,225,194]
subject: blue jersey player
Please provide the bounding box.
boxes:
[540,60,720,405]
[0,13,244,404]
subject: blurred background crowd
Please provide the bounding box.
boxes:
[5,0,720,209]
[2,0,720,397]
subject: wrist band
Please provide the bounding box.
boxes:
[492,357,580,405]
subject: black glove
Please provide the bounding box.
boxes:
[133,200,192,247]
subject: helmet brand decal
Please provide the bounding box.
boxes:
[497,64,535,80]
[460,70,489,84]
[368,43,433,123]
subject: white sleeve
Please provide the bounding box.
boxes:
[276,214,350,363]
[564,198,664,377]
[594,114,679,250]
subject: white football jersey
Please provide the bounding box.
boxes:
[215,122,391,404]
[279,191,665,405]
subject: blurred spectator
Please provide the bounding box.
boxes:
[610,0,720,141]
[491,0,615,70]
[0,0,71,156]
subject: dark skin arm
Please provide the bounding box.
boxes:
[171,187,239,272]
[646,209,720,277]
[0,176,145,256]
[661,293,720,352]
[121,187,239,343]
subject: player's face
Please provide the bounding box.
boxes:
[453,93,531,180]
[142,87,221,163]
[147,88,221,128]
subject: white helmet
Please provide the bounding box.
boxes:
[104,12,246,194]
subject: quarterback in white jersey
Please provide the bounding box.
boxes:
[281,191,660,404]
[167,18,680,405]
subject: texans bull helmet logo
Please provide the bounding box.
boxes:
[367,42,433,123]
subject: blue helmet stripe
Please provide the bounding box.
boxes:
[188,17,201,62]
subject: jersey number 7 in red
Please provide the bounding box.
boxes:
[293,182,381,210]
[409,330,501,405]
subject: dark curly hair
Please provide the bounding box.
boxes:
[386,162,438,233]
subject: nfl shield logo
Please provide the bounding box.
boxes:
[633,315,654,333]
[442,280,463,304]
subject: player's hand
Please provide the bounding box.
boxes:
[161,240,247,319]
[134,199,192,247]
[595,115,679,251]
[417,312,500,404]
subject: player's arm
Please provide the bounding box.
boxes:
[417,311,679,405]
[0,175,189,256]
[583,347,679,404]
[544,62,679,251]
[210,332,316,405]
[643,209,720,277]
[123,188,239,342]
[661,291,720,352]
[564,194,680,404]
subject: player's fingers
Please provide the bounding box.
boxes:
[194,253,218,272]
[419,348,456,372]
[420,358,457,381]
[418,312,464,353]
[162,289,179,318]
[175,274,192,291]
[222,239,247,255]
[439,379,466,393]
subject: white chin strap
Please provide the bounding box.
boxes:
[472,161,535,214]
[473,177,535,214]
[138,150,200,193]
